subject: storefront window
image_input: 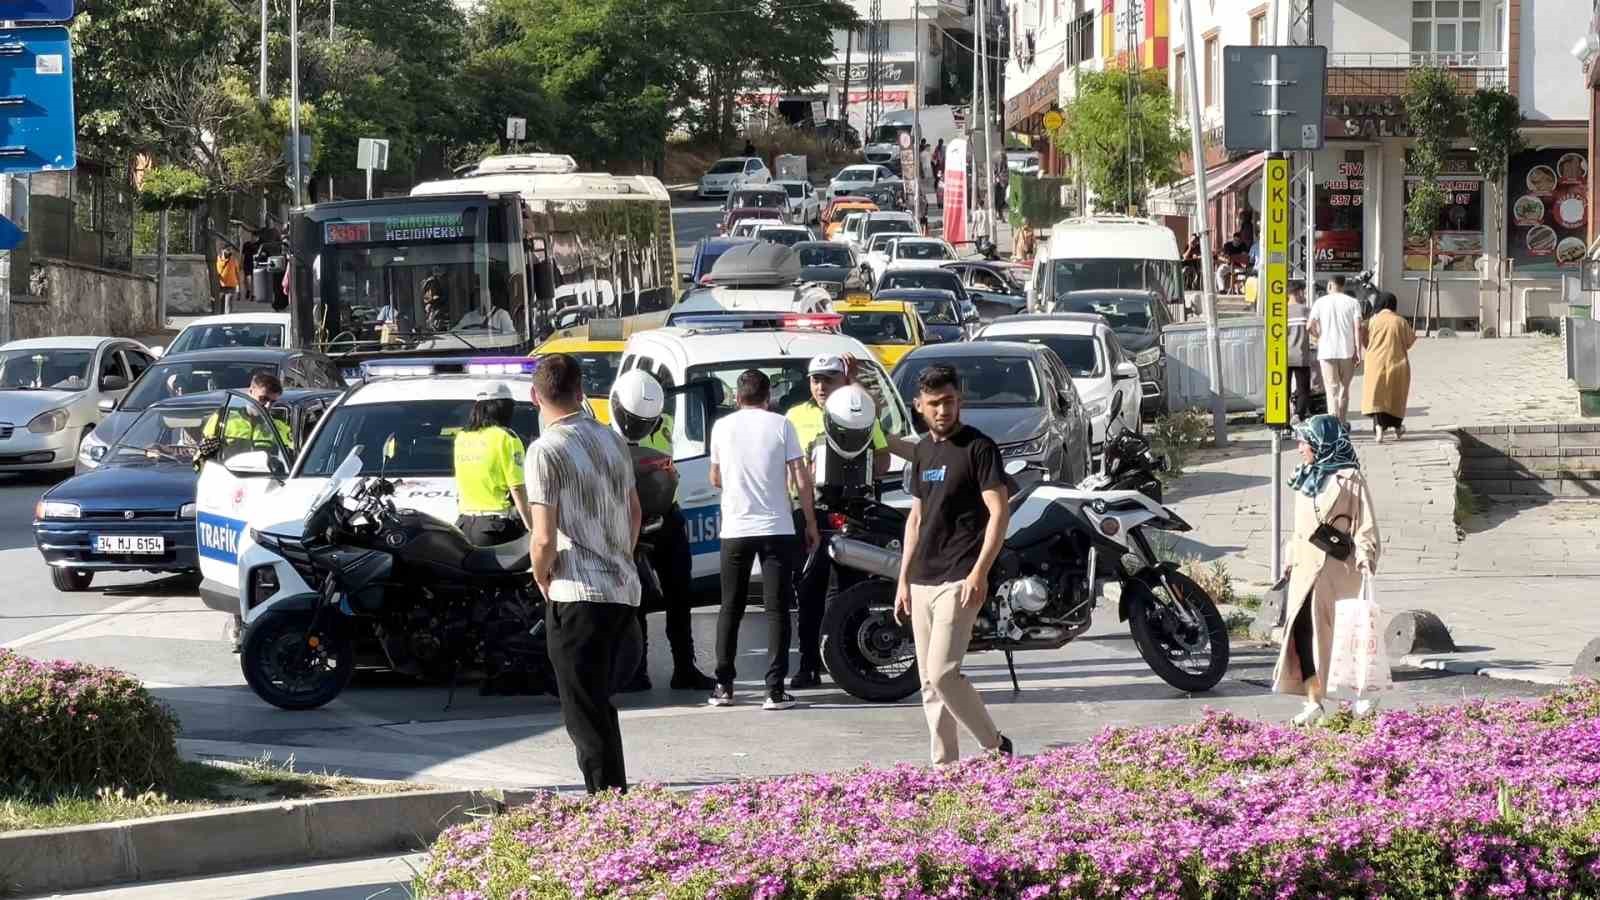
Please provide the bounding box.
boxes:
[1403,152,1484,277]
[1504,148,1589,275]
[1315,152,1365,274]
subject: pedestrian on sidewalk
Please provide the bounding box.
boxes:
[216,247,241,313]
[1274,414,1381,727]
[708,369,819,711]
[1308,275,1363,424]
[525,354,643,794]
[1286,281,1313,424]
[932,139,945,194]
[896,364,1013,765]
[1361,292,1417,443]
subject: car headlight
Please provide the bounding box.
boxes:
[179,502,197,519]
[1134,347,1162,368]
[36,500,81,519]
[1084,400,1108,418]
[78,430,109,466]
[1001,437,1045,458]
[27,408,70,434]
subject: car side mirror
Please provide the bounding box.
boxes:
[1114,361,1139,381]
[226,450,286,479]
[1057,389,1074,410]
[97,397,117,413]
[100,374,129,392]
[150,346,166,358]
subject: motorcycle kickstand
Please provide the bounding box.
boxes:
[1005,650,1021,693]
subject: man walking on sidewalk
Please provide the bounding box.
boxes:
[526,354,643,794]
[1308,275,1364,424]
[1287,281,1314,424]
[708,369,819,710]
[896,364,1012,765]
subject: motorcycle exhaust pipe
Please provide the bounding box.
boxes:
[829,536,902,581]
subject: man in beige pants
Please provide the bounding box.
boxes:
[895,363,1013,764]
[1308,274,1364,424]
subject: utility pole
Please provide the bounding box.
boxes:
[841,29,853,133]
[913,0,923,215]
[259,0,269,238]
[290,0,304,209]
[979,0,996,235]
[329,0,335,37]
[1179,0,1227,444]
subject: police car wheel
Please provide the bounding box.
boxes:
[51,567,94,592]
[241,611,355,710]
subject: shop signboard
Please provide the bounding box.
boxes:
[1403,152,1484,276]
[831,61,911,85]
[1315,159,1364,273]
[1505,148,1589,274]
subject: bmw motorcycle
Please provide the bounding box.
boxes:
[819,395,1228,702]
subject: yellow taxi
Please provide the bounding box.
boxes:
[531,332,625,424]
[832,296,926,369]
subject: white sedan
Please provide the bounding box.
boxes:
[0,336,151,472]
[861,232,923,285]
[774,180,820,224]
[882,236,959,274]
[154,312,290,358]
[729,217,786,239]
[750,223,815,247]
[827,164,900,200]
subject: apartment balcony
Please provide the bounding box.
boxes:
[1327,50,1509,94]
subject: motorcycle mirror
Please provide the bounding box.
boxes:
[1108,391,1124,422]
[383,435,398,461]
[1003,459,1027,476]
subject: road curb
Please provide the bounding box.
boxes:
[0,788,506,896]
[1402,655,1570,686]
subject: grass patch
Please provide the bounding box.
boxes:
[0,754,428,832]
[1454,481,1484,528]
[1224,608,1255,640]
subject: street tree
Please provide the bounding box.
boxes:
[1053,68,1187,214]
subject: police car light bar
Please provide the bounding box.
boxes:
[673,312,843,334]
[359,356,541,378]
[465,357,541,376]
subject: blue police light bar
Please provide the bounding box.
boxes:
[359,356,542,379]
[0,1,75,22]
[671,312,842,333]
[0,26,75,174]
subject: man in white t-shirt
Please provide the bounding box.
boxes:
[1308,275,1365,423]
[707,369,820,711]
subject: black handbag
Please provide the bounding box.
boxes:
[1310,512,1355,561]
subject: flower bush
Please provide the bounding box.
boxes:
[420,684,1600,899]
[0,650,180,794]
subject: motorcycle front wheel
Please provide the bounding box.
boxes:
[1125,571,1230,692]
[242,610,355,710]
[820,580,920,703]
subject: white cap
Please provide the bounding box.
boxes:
[808,354,847,376]
[476,382,514,401]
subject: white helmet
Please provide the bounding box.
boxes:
[609,369,665,443]
[824,384,877,458]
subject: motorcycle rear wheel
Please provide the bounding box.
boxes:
[820,580,919,703]
[1126,571,1230,692]
[242,610,355,710]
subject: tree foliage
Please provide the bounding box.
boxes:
[1402,66,1463,241]
[1053,68,1188,214]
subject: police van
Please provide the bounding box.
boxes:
[617,312,915,584]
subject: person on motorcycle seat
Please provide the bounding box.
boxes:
[201,371,294,451]
[452,382,534,546]
[611,369,716,693]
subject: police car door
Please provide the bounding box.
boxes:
[651,368,721,584]
[194,393,294,605]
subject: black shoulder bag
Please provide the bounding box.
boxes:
[1309,490,1355,562]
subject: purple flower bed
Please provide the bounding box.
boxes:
[420,684,1600,899]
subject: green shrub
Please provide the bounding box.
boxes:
[1151,409,1211,477]
[1178,556,1236,607]
[0,650,180,794]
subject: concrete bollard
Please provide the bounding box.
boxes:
[1248,591,1285,642]
[1573,638,1600,680]
[1385,610,1457,658]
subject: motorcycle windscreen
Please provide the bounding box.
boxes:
[194,393,298,613]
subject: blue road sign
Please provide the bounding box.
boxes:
[0,2,75,22]
[0,214,20,250]
[0,26,74,174]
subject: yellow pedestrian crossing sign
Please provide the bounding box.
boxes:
[1263,156,1290,426]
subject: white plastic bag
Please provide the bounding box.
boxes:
[1325,578,1393,697]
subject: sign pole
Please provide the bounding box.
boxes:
[1180,0,1227,443]
[1263,51,1290,582]
[289,0,304,208]
[0,170,10,345]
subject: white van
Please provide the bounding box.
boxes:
[863,107,962,171]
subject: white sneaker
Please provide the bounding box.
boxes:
[1290,701,1325,727]
[1353,697,1381,719]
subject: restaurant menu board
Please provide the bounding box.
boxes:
[1506,148,1589,274]
[1314,161,1364,273]
[1403,154,1484,275]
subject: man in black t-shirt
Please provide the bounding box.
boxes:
[896,364,1013,765]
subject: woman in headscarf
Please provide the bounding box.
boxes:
[1360,291,1417,443]
[1274,414,1382,726]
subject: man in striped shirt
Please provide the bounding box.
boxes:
[526,354,642,794]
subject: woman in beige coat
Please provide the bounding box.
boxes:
[1274,414,1381,726]
[1361,292,1417,443]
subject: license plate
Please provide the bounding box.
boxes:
[94,535,164,555]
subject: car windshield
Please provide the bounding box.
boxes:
[733,191,786,209]
[838,169,874,182]
[759,229,808,247]
[797,245,851,267]
[0,348,93,391]
[781,183,807,198]
[105,404,218,465]
[896,242,951,261]
[686,356,910,438]
[983,333,1100,378]
[298,399,539,477]
[709,160,744,174]
[894,356,1041,407]
[865,219,914,239]
[869,236,903,253]
[167,323,284,355]
[123,361,279,411]
[1049,294,1158,347]
[908,296,958,324]
[841,312,914,346]
[1048,258,1166,296]
[881,270,961,295]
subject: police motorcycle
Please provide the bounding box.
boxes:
[818,389,1229,702]
[237,444,552,710]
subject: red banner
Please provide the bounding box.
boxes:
[943,138,968,246]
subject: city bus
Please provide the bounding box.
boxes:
[287,153,676,374]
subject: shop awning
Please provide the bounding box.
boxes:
[1147,153,1266,217]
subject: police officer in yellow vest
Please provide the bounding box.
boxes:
[452,383,533,546]
[202,371,295,450]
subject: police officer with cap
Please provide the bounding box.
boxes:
[611,369,716,692]
[452,382,533,545]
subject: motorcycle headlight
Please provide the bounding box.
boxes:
[1001,437,1045,458]
[78,430,108,466]
[1084,400,1108,418]
[36,500,81,519]
[1133,347,1162,368]
[179,502,197,519]
[27,408,70,434]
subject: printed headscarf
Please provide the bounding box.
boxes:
[1287,414,1360,498]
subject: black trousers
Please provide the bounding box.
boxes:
[456,514,525,547]
[546,600,640,794]
[639,505,697,669]
[715,533,800,691]
[1288,366,1314,421]
[793,510,861,672]
[1372,411,1404,430]
[1291,592,1316,682]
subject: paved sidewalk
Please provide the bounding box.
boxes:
[1164,335,1597,684]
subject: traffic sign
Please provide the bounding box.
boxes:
[0,26,75,174]
[1263,156,1290,425]
[0,213,21,250]
[1042,109,1063,132]
[0,1,75,22]
[505,117,526,141]
[1222,45,1327,153]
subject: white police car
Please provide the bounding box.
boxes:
[193,357,559,621]
[617,311,915,584]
